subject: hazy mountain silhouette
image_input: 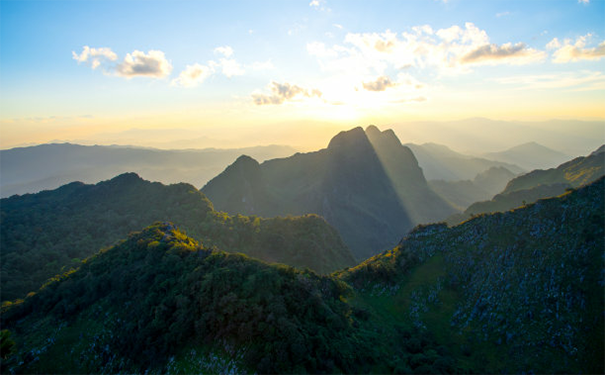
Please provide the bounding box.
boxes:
[0,143,296,198]
[448,145,604,224]
[405,142,524,181]
[1,173,354,301]
[429,166,517,210]
[483,141,570,171]
[203,126,456,260]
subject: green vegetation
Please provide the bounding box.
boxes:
[2,178,602,374]
[0,222,452,374]
[1,173,355,302]
[343,177,604,373]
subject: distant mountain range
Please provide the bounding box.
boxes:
[449,145,604,224]
[2,177,602,374]
[429,166,517,211]
[0,143,296,198]
[483,141,570,171]
[404,142,524,181]
[0,174,354,301]
[202,126,457,260]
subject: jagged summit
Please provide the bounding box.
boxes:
[327,126,368,151]
[203,125,456,260]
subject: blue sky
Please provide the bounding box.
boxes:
[1,0,604,149]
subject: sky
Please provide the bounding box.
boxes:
[1,0,604,151]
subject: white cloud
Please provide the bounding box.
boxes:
[496,11,511,18]
[171,63,212,87]
[214,46,234,57]
[252,82,322,105]
[72,46,117,69]
[578,0,589,4]
[309,0,320,7]
[362,76,395,92]
[115,50,173,79]
[309,22,545,78]
[549,34,605,63]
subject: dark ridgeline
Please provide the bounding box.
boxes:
[0,174,355,301]
[203,125,456,260]
[2,178,603,374]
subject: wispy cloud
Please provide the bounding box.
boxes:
[461,43,545,65]
[548,34,605,63]
[578,0,589,4]
[72,46,117,69]
[496,11,511,18]
[171,63,212,87]
[252,82,322,105]
[362,76,395,91]
[115,50,173,79]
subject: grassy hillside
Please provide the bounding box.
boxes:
[340,177,604,374]
[1,173,355,301]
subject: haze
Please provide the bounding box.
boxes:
[1,0,604,154]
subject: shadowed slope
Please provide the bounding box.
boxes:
[203,126,455,260]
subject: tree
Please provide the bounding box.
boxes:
[0,329,15,359]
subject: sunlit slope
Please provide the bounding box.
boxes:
[0,173,354,301]
[339,177,604,374]
[449,145,604,224]
[0,223,370,374]
[203,126,456,260]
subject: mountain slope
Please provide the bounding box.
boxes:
[0,143,296,198]
[2,179,602,374]
[203,126,456,260]
[449,145,605,224]
[339,177,604,374]
[405,142,524,181]
[484,141,570,171]
[0,223,370,374]
[1,174,355,301]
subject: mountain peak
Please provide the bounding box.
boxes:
[327,127,370,151]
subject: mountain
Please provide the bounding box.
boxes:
[2,178,602,374]
[0,143,296,198]
[449,145,604,224]
[429,166,517,210]
[0,174,355,301]
[483,142,570,171]
[203,126,457,260]
[339,177,604,374]
[405,142,524,181]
